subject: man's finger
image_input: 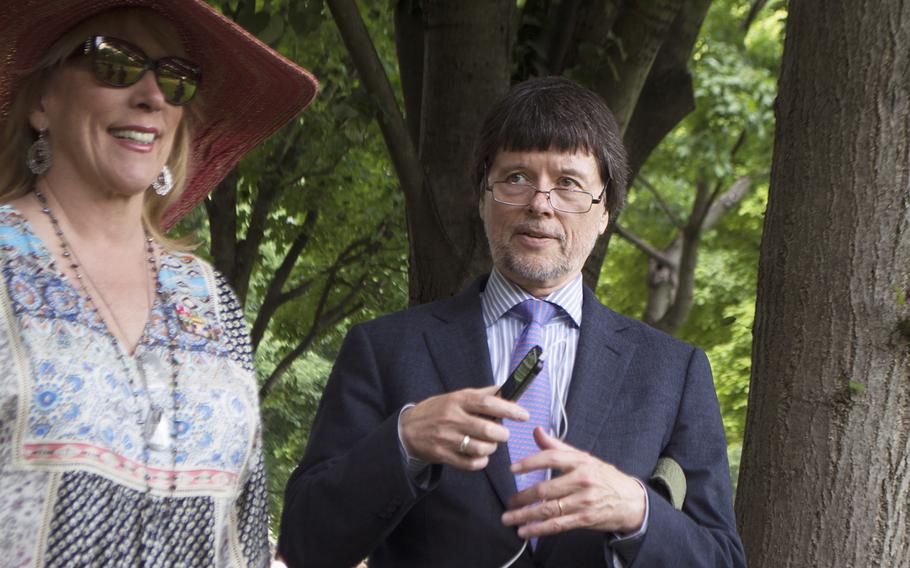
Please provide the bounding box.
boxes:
[510,448,581,475]
[507,474,576,509]
[502,496,566,526]
[465,388,530,422]
[533,426,574,451]
[516,512,585,539]
[457,435,498,457]
[444,450,490,471]
[462,415,511,444]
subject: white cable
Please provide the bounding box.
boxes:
[549,336,571,442]
[498,339,572,568]
[497,538,529,568]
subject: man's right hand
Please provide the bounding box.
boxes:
[399,385,529,471]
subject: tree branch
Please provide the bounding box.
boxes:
[701,130,749,225]
[614,223,678,267]
[741,0,769,33]
[249,210,319,350]
[622,0,711,177]
[546,0,584,74]
[592,0,686,133]
[206,170,240,286]
[393,0,425,147]
[701,175,753,231]
[582,0,710,291]
[279,147,351,192]
[657,175,754,332]
[258,269,370,401]
[635,175,684,227]
[327,0,424,206]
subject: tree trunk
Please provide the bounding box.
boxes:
[592,0,684,133]
[735,3,910,566]
[582,0,710,290]
[406,0,514,303]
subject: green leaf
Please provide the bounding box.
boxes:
[848,380,866,394]
[894,284,906,307]
[289,0,324,36]
[257,14,285,45]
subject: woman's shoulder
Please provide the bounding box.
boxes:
[158,249,239,304]
[0,202,28,231]
[157,248,251,364]
[0,202,45,259]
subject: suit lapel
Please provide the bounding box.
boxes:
[536,289,636,561]
[563,288,636,453]
[423,276,517,508]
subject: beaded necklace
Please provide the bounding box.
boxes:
[33,188,180,527]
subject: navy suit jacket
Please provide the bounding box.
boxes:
[280,277,745,567]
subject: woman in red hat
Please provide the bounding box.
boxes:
[0,1,317,566]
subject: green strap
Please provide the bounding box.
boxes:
[651,457,686,510]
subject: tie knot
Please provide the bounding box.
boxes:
[512,299,557,326]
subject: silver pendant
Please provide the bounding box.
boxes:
[144,406,171,451]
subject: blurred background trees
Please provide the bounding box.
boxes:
[183,0,786,531]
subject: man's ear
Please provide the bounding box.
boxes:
[478,192,487,223]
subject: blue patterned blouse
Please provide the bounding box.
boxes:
[0,205,269,567]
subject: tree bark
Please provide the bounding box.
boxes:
[735,2,910,566]
[582,0,710,290]
[327,0,424,211]
[592,0,685,134]
[408,0,514,303]
[393,0,424,146]
[347,1,714,305]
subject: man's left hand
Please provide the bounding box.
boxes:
[501,428,646,538]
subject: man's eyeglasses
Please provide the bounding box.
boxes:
[486,180,606,214]
[78,35,201,106]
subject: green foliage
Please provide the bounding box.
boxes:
[259,351,333,525]
[598,0,786,488]
[188,0,786,529]
[191,0,409,533]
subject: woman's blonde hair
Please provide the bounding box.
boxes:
[0,8,201,245]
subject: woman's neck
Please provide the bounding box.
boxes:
[37,171,147,246]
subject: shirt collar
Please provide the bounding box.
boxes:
[481,268,583,328]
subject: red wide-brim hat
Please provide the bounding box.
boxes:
[0,0,319,228]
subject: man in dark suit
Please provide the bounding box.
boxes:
[279,77,745,567]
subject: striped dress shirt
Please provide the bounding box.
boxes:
[398,268,647,564]
[482,268,648,565]
[480,268,583,437]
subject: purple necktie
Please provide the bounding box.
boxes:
[504,299,557,494]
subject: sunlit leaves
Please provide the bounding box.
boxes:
[598,0,784,486]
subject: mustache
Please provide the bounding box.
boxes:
[512,221,566,244]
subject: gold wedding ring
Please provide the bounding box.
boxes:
[556,499,564,516]
[458,434,471,454]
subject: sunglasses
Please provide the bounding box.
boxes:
[78,35,201,106]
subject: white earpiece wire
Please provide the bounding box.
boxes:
[498,338,572,568]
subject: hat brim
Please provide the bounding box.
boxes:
[0,0,319,228]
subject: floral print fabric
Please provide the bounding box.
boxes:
[0,205,268,567]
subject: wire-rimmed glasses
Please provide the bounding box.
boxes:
[486,180,606,213]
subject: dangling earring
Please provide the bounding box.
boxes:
[152,166,173,196]
[26,129,52,175]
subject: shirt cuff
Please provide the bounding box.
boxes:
[605,478,649,567]
[397,403,431,479]
[612,477,650,542]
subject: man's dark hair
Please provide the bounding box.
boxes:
[472,76,629,221]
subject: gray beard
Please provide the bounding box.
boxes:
[493,243,573,286]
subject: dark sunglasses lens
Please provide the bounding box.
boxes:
[156,58,200,105]
[93,40,147,87]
